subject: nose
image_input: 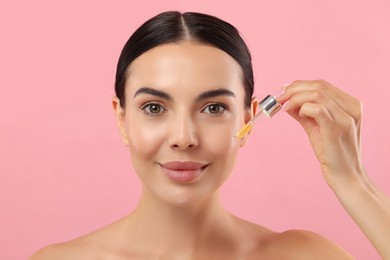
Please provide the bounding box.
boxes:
[168,113,199,150]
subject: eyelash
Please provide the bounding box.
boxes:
[201,103,229,116]
[140,102,166,117]
[139,102,229,117]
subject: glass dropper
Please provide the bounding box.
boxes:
[235,95,282,140]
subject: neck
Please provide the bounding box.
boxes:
[123,187,235,254]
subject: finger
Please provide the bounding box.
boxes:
[278,80,362,125]
[298,102,334,134]
[278,80,363,148]
[284,89,353,129]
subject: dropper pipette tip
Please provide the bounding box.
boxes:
[235,123,253,140]
[234,111,266,139]
[234,93,282,140]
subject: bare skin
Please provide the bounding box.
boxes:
[279,81,390,258]
[31,42,387,259]
[30,202,351,259]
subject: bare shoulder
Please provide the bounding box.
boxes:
[29,236,104,259]
[29,217,127,259]
[29,243,71,260]
[230,215,353,259]
[261,229,354,259]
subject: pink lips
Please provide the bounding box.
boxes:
[159,161,208,183]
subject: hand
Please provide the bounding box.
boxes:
[278,80,390,259]
[278,80,365,190]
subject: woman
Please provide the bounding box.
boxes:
[31,11,390,259]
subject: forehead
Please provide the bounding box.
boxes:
[125,42,244,94]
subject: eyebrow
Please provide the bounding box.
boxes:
[133,87,173,101]
[133,87,235,102]
[195,88,236,101]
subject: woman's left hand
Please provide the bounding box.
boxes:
[277,80,364,190]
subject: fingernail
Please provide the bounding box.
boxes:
[281,100,289,110]
[274,90,285,98]
[281,82,291,90]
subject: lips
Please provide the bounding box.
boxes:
[159,161,208,183]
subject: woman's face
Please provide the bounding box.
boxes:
[113,42,254,206]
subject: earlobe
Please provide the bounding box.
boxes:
[112,96,129,146]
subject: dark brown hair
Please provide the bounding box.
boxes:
[115,11,254,108]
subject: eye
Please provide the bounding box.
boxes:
[202,103,228,115]
[140,103,166,116]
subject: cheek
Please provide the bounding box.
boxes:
[126,118,166,160]
[200,123,240,188]
[199,108,245,157]
[201,121,241,160]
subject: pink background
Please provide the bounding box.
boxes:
[1,0,389,259]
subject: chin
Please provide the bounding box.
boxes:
[155,184,217,209]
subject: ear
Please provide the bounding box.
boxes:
[112,96,129,146]
[239,97,258,147]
